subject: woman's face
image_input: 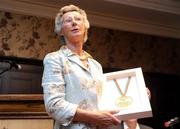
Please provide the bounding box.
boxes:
[61,11,86,43]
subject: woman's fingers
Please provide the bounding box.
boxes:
[108,110,120,114]
[146,87,151,100]
[98,111,121,126]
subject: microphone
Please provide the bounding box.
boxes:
[1,60,22,70]
[164,117,179,128]
[9,61,22,70]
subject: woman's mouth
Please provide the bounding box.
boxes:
[71,28,80,33]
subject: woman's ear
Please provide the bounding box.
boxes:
[59,30,64,36]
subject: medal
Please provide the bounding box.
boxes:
[114,77,133,108]
[115,96,133,108]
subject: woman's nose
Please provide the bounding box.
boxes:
[72,19,77,26]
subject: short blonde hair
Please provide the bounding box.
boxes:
[55,5,90,44]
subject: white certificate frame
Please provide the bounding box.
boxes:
[98,67,152,120]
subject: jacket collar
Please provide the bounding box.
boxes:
[59,45,92,71]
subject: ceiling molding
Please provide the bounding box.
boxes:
[0,0,57,18]
[105,0,180,15]
[0,0,180,39]
[89,13,180,39]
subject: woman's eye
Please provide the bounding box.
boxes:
[64,19,72,23]
[63,16,82,24]
[76,17,82,21]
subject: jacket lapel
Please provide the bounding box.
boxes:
[60,46,90,71]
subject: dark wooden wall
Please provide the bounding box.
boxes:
[0,56,43,94]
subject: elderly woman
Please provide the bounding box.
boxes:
[42,5,141,129]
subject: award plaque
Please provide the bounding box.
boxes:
[98,67,152,120]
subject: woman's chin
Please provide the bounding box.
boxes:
[71,32,82,36]
[71,33,83,39]
[69,37,83,43]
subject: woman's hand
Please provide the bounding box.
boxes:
[92,110,121,126]
[146,87,151,100]
[73,109,121,127]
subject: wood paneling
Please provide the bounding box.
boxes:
[0,119,53,129]
[0,62,43,94]
[0,94,45,113]
[0,94,53,129]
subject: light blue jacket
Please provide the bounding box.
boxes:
[42,46,105,129]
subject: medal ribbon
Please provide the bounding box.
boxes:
[113,76,131,96]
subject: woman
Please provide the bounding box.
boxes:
[42,5,140,129]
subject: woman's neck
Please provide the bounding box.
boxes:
[66,42,83,56]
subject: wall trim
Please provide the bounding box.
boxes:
[106,0,180,15]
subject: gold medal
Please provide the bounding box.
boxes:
[115,96,133,108]
[114,77,133,108]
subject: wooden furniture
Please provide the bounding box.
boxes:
[0,119,53,129]
[0,57,53,129]
[0,63,43,94]
[0,94,53,129]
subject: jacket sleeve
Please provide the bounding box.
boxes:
[41,54,78,126]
